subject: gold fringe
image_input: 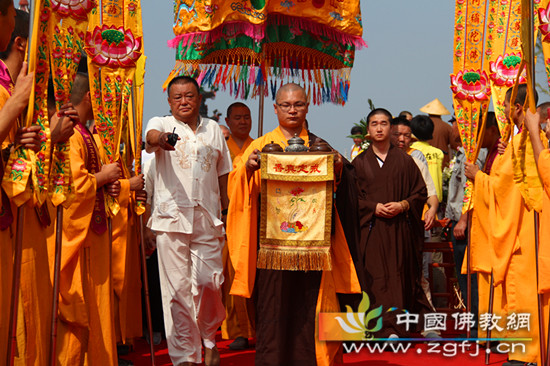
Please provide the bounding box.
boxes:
[257,248,332,271]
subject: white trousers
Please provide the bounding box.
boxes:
[156,208,226,364]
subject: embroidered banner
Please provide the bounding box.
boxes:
[167,0,365,105]
[259,153,334,271]
[485,0,528,140]
[451,0,492,213]
[86,0,143,217]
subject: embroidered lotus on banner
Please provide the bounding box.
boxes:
[85,25,142,67]
[167,0,365,105]
[51,0,96,20]
[489,53,527,86]
[451,69,491,102]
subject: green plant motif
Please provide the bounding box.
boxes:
[334,292,394,340]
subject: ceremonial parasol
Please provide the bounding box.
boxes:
[166,0,365,135]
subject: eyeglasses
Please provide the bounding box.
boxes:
[276,102,307,112]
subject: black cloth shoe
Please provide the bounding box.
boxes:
[228,337,249,350]
[502,360,536,366]
[118,358,134,366]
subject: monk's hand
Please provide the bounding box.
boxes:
[11,62,33,113]
[383,202,402,218]
[453,215,468,240]
[129,174,144,191]
[464,161,479,181]
[497,139,507,155]
[134,189,147,202]
[105,180,121,197]
[245,149,261,172]
[50,103,77,144]
[424,207,436,231]
[375,203,392,218]
[101,162,122,183]
[15,125,42,152]
[158,131,177,151]
[524,109,541,133]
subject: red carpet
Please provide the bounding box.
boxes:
[126,334,509,366]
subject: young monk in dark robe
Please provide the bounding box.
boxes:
[352,108,433,338]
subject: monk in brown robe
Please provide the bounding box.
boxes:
[353,108,432,338]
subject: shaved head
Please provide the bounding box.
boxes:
[275,83,306,103]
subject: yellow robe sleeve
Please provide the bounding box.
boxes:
[537,150,550,293]
[57,131,99,326]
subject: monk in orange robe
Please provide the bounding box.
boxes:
[465,85,543,365]
[221,102,255,350]
[227,83,360,366]
[0,10,61,365]
[48,73,121,365]
[524,108,550,362]
[91,125,144,348]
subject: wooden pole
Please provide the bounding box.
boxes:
[49,206,63,365]
[485,270,495,365]
[258,82,264,138]
[528,2,546,364]
[466,211,472,339]
[139,214,156,365]
[6,207,25,366]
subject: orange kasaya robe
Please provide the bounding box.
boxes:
[93,133,142,343]
[469,133,542,363]
[110,172,143,343]
[46,125,116,365]
[226,126,360,366]
[537,150,550,351]
[221,134,255,340]
[0,76,52,365]
[226,135,253,164]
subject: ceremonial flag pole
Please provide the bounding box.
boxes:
[526,1,547,364]
[6,207,24,366]
[49,206,63,366]
[485,270,495,365]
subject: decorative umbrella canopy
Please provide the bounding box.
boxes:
[166,0,365,105]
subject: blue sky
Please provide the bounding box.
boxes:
[140,1,458,155]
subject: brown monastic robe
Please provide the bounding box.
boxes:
[353,145,432,337]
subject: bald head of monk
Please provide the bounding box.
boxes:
[0,0,15,52]
[71,72,94,123]
[273,83,309,137]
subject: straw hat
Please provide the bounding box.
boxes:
[420,98,451,116]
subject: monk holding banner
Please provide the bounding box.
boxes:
[227,83,360,366]
[465,85,542,366]
[51,73,121,365]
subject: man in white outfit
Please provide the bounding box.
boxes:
[145,75,231,366]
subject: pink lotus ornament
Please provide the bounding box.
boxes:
[539,2,550,42]
[450,70,491,102]
[489,53,526,87]
[51,0,96,20]
[85,25,142,68]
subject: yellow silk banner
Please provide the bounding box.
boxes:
[259,153,333,271]
[2,0,50,206]
[485,0,526,140]
[48,3,95,207]
[86,0,142,217]
[451,0,491,213]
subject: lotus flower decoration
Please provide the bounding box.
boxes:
[539,3,550,42]
[85,25,142,68]
[450,70,491,102]
[51,0,96,20]
[489,53,526,87]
